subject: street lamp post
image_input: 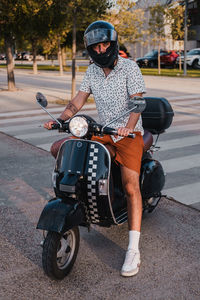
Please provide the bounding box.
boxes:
[183,0,188,76]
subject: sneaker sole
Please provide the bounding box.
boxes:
[120,263,140,277]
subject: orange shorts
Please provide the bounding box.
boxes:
[92,133,144,174]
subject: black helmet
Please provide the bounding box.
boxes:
[84,20,118,69]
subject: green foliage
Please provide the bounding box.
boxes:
[166,1,185,41]
[148,3,166,42]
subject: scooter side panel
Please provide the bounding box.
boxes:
[55,139,113,225]
[140,158,165,199]
[36,198,84,233]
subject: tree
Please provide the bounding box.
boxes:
[166,1,185,71]
[66,0,111,99]
[0,0,20,90]
[148,3,166,74]
[105,0,145,60]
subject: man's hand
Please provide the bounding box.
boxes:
[44,120,57,130]
[116,127,133,137]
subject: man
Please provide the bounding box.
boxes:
[44,20,145,277]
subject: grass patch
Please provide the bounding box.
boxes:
[1,63,200,77]
[140,67,200,77]
[0,63,87,72]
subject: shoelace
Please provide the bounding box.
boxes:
[124,250,137,265]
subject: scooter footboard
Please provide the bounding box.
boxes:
[36,198,84,233]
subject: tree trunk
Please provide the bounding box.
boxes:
[179,40,182,72]
[62,47,66,67]
[58,39,63,76]
[158,42,161,75]
[32,41,38,75]
[71,14,76,100]
[5,36,16,91]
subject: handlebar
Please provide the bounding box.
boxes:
[102,126,135,139]
[50,121,135,139]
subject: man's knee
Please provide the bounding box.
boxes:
[50,137,71,159]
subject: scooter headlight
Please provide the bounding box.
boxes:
[69,116,88,137]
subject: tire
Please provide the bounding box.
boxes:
[143,196,161,213]
[192,59,200,70]
[42,227,80,280]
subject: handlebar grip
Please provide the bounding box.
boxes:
[127,133,136,139]
[51,123,60,129]
[102,127,135,139]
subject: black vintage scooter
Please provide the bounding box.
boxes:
[36,92,174,280]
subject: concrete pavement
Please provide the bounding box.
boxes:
[0,132,200,299]
[1,68,200,112]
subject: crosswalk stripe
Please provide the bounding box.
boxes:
[164,182,200,205]
[168,94,200,101]
[14,131,67,140]
[168,123,200,133]
[0,104,96,118]
[161,153,200,173]
[37,143,53,151]
[0,109,97,125]
[171,100,200,106]
[158,135,200,151]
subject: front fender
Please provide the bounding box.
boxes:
[36,198,84,233]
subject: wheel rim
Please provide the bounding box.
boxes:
[56,230,76,270]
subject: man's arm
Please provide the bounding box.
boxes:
[44,91,90,129]
[117,93,143,136]
[59,91,90,121]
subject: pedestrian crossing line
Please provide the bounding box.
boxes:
[37,143,54,151]
[0,123,43,133]
[0,107,64,118]
[3,118,199,135]
[164,182,200,205]
[14,130,67,140]
[158,135,200,152]
[171,99,200,106]
[168,123,200,133]
[161,153,200,174]
[0,109,97,125]
[0,104,96,118]
[168,94,200,101]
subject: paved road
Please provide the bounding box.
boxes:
[0,132,199,300]
[1,94,200,210]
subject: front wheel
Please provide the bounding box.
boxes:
[42,227,80,280]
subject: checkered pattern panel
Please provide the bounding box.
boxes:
[87,144,100,223]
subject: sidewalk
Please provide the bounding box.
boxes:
[0,131,199,299]
[0,68,200,113]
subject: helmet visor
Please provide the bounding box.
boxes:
[84,28,117,47]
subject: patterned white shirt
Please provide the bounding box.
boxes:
[80,55,146,142]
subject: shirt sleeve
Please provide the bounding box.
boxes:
[127,61,146,96]
[79,66,92,94]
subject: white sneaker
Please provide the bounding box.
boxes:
[121,250,141,277]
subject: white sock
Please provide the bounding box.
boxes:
[128,230,140,252]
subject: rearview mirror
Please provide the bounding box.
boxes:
[128,96,146,113]
[36,92,48,108]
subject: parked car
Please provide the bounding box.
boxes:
[0,53,6,60]
[15,52,32,61]
[160,50,178,68]
[136,50,167,68]
[176,48,200,69]
[119,50,129,58]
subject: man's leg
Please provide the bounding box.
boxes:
[120,165,142,277]
[50,137,72,158]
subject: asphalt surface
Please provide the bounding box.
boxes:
[0,132,200,300]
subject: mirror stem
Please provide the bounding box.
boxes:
[37,103,63,126]
[101,105,137,132]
